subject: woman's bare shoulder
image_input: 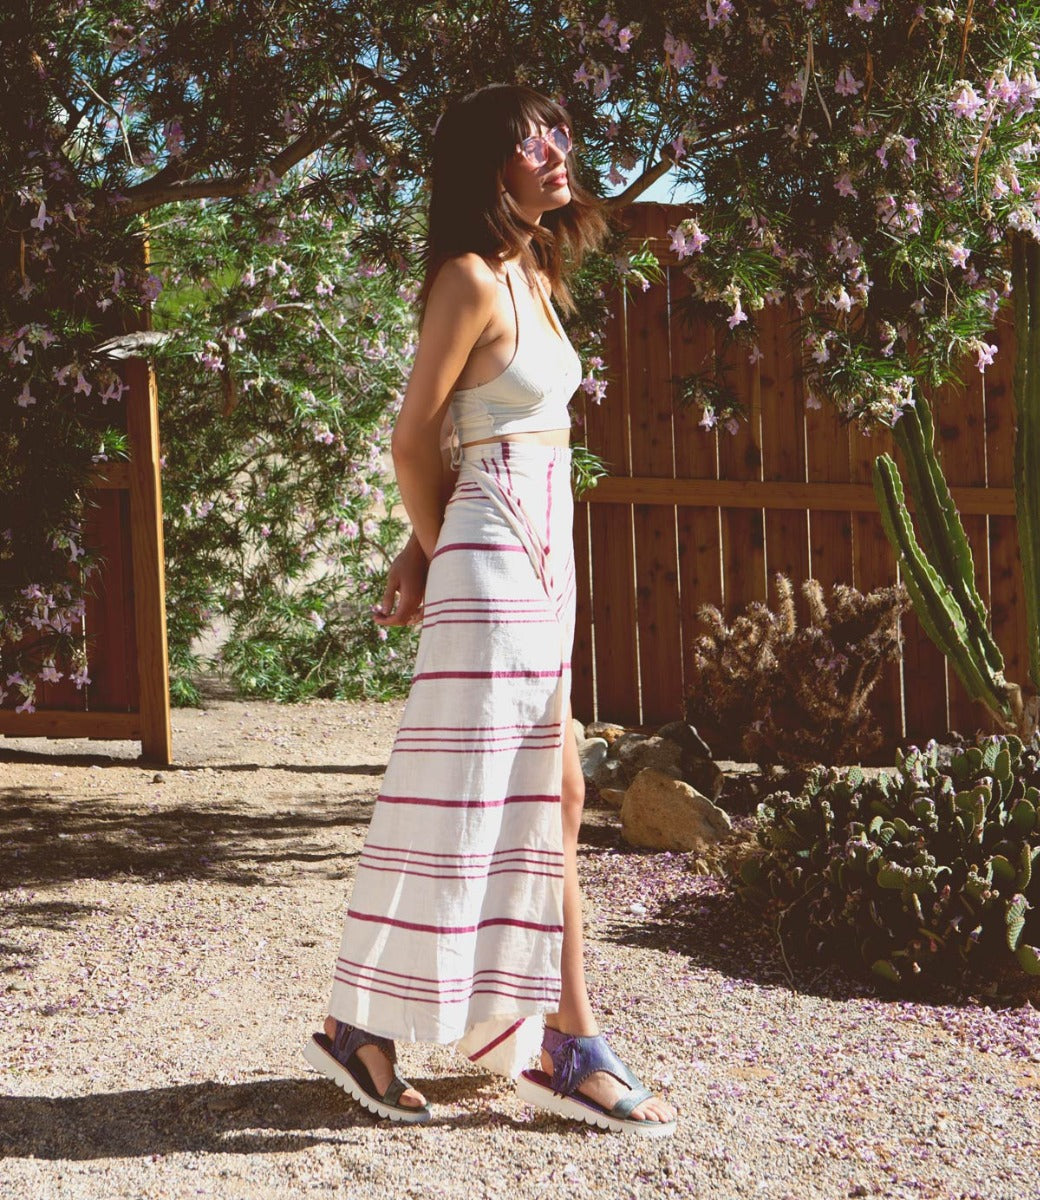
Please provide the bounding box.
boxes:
[429,253,503,304]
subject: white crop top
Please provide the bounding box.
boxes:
[448,259,582,464]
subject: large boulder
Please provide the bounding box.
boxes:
[656,720,713,762]
[617,735,683,784]
[590,757,624,791]
[620,768,733,852]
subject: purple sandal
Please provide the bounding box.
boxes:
[516,1026,676,1137]
[303,1019,431,1124]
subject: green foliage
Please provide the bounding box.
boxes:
[685,574,908,766]
[152,191,419,703]
[738,734,1040,996]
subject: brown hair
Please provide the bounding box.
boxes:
[417,83,609,320]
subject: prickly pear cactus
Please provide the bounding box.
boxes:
[737,734,1040,995]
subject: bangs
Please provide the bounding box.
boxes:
[508,90,571,146]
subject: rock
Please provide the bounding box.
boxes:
[617,735,683,784]
[610,731,647,761]
[571,718,588,749]
[683,756,725,802]
[578,737,609,778]
[599,787,627,810]
[585,721,627,747]
[656,720,713,761]
[590,757,624,791]
[621,767,733,852]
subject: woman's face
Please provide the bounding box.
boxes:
[502,118,572,219]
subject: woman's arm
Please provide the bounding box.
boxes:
[390,254,496,559]
[372,443,458,627]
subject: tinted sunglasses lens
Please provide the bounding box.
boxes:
[522,137,547,165]
[552,126,571,153]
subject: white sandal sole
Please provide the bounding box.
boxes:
[303,1036,431,1124]
[515,1071,676,1138]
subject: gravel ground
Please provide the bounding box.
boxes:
[2,695,1039,1200]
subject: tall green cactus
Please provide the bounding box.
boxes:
[1011,232,1040,706]
[873,438,1016,729]
[872,235,1040,738]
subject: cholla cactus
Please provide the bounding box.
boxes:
[685,574,908,765]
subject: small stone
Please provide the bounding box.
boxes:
[656,720,713,761]
[151,773,165,784]
[599,787,627,810]
[591,758,623,791]
[621,767,733,852]
[585,721,627,746]
[610,730,647,761]
[578,737,609,778]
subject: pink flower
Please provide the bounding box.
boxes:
[846,0,879,19]
[950,84,985,119]
[726,300,747,330]
[73,372,92,396]
[663,32,694,71]
[705,59,727,90]
[16,382,36,407]
[976,342,997,372]
[835,67,863,97]
[834,171,858,198]
[29,201,51,231]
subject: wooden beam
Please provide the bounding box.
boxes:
[88,462,132,490]
[125,356,173,765]
[580,476,1017,516]
[0,709,141,741]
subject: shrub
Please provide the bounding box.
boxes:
[685,574,908,765]
[737,734,1040,996]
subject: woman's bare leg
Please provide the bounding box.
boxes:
[542,701,676,1124]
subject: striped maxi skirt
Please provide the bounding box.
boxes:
[327,441,577,1078]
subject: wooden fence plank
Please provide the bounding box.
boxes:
[583,288,640,726]
[627,210,684,726]
[670,269,722,718]
[716,320,766,617]
[848,420,902,751]
[571,485,595,724]
[582,476,1014,513]
[935,373,994,739]
[986,309,1029,716]
[760,298,810,595]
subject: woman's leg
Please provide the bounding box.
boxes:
[543,701,677,1124]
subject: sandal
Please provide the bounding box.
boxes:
[303,1018,432,1124]
[516,1026,676,1138]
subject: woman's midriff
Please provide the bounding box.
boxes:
[461,428,571,449]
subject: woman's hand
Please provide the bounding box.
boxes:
[372,532,429,626]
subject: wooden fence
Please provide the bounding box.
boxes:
[572,204,1026,753]
[0,355,172,763]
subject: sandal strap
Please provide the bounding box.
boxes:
[381,1073,413,1108]
[331,1019,398,1068]
[608,1085,654,1120]
[542,1028,642,1098]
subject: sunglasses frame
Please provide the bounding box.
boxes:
[516,123,572,167]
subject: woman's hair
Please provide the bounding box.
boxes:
[417,83,610,319]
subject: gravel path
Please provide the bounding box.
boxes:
[2,696,1039,1200]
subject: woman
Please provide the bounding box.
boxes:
[305,83,677,1137]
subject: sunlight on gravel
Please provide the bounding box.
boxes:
[2,697,1039,1200]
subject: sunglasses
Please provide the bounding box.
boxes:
[516,123,572,167]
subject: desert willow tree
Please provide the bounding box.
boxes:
[564,0,1040,737]
[4,0,1039,720]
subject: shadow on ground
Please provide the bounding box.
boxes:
[0,1074,523,1159]
[0,787,373,890]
